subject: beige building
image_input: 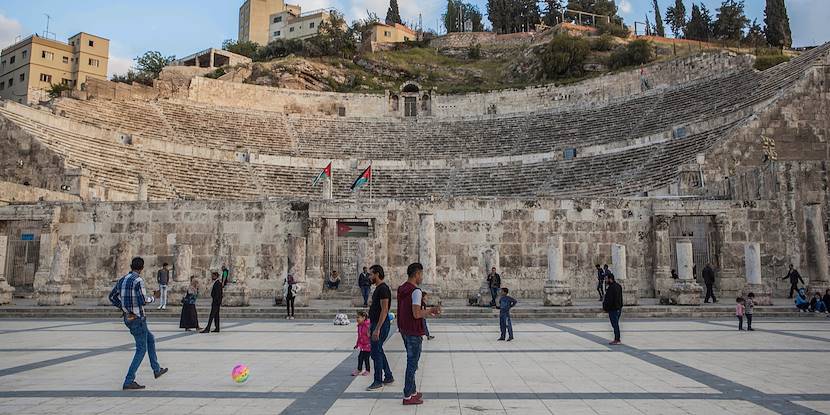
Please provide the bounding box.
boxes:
[239,0,300,45]
[366,22,417,44]
[0,33,109,104]
[268,8,338,42]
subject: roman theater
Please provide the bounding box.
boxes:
[0,42,829,311]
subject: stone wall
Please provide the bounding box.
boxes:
[0,196,811,300]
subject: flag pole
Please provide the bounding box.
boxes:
[369,161,373,203]
[329,162,333,200]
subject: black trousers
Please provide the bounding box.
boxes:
[746,314,753,329]
[704,283,717,303]
[286,295,295,317]
[357,351,371,371]
[788,283,798,298]
[204,302,221,331]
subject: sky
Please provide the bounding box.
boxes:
[1,0,827,78]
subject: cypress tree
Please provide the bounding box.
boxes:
[686,3,713,41]
[652,0,666,37]
[713,0,749,42]
[385,0,402,25]
[664,0,687,38]
[764,0,792,48]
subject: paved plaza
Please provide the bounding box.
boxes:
[0,317,828,414]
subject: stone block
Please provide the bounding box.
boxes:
[223,283,251,307]
[742,283,773,305]
[668,280,703,306]
[543,280,572,306]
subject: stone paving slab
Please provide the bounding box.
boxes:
[0,318,828,414]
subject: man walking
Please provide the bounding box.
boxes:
[366,265,394,390]
[109,257,168,390]
[702,263,717,303]
[781,264,805,298]
[595,264,605,301]
[358,266,372,307]
[156,263,170,310]
[201,271,223,333]
[397,263,441,405]
[486,267,501,308]
[602,272,624,345]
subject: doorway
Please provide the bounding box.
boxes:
[668,216,718,280]
[3,221,42,295]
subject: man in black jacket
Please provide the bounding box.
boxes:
[702,264,717,303]
[602,273,623,345]
[358,267,372,307]
[201,272,223,333]
[486,267,501,307]
[781,264,805,298]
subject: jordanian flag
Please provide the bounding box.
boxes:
[350,165,372,192]
[312,162,332,186]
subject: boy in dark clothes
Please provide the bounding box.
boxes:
[497,288,517,341]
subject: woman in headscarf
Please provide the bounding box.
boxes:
[180,276,200,331]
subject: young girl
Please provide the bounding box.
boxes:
[735,297,745,331]
[353,311,371,376]
[745,292,755,331]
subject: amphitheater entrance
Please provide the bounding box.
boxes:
[668,216,718,280]
[1,221,41,295]
[323,220,372,290]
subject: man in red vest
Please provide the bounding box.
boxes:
[397,262,441,405]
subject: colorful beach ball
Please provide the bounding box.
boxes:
[232,364,249,383]
[388,312,395,321]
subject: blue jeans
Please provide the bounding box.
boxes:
[360,286,370,305]
[490,287,499,306]
[370,319,392,383]
[499,313,513,339]
[401,334,423,398]
[608,309,622,341]
[123,316,160,386]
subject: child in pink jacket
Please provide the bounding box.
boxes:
[353,311,371,376]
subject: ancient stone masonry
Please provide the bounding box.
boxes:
[0,235,13,304]
[543,235,572,306]
[744,242,773,305]
[37,240,73,306]
[669,240,703,306]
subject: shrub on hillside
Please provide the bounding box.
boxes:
[46,83,73,98]
[608,40,653,69]
[591,34,615,51]
[204,68,227,79]
[538,34,591,79]
[596,21,631,39]
[468,43,482,60]
[754,54,790,71]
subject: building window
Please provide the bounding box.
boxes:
[0,81,4,90]
[309,22,315,28]
[8,78,13,86]
[384,31,391,37]
[19,73,24,81]
[289,26,295,32]
[10,56,15,64]
[275,30,281,36]
[42,51,54,60]
[21,50,27,59]
[404,97,417,117]
[89,58,100,67]
[62,56,69,64]
[40,74,52,83]
[273,16,282,23]
[61,78,73,86]
[404,36,410,41]
[88,40,94,47]
[1,60,4,69]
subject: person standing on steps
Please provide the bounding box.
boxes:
[284,273,298,320]
[595,264,606,301]
[486,267,501,308]
[221,265,230,287]
[358,266,372,307]
[781,264,804,299]
[109,257,168,390]
[602,272,624,345]
[201,271,223,333]
[366,264,394,391]
[702,263,717,303]
[397,262,441,406]
[156,263,170,310]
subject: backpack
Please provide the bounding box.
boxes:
[333,313,350,325]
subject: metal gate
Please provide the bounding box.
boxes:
[5,239,40,292]
[669,216,717,281]
[325,238,358,287]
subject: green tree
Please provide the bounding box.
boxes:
[652,0,666,37]
[446,0,484,32]
[664,0,687,38]
[385,0,403,25]
[743,19,766,48]
[609,39,653,69]
[713,0,749,42]
[764,0,792,48]
[487,0,537,33]
[134,51,175,79]
[222,39,260,59]
[309,11,355,58]
[685,3,713,41]
[567,0,618,17]
[542,0,563,26]
[538,34,590,79]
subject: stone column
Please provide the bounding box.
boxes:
[322,179,333,200]
[476,248,499,306]
[544,235,572,306]
[98,240,134,305]
[223,256,251,306]
[33,233,56,293]
[714,214,741,298]
[287,234,308,306]
[37,240,73,305]
[305,219,324,301]
[137,175,148,202]
[669,239,703,305]
[744,242,772,305]
[168,244,192,300]
[804,204,830,294]
[418,213,440,302]
[0,235,14,304]
[653,215,674,303]
[613,243,638,306]
[351,239,374,306]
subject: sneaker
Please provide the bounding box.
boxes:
[497,338,505,341]
[351,370,360,376]
[609,340,621,345]
[402,395,424,405]
[427,335,435,340]
[366,382,384,391]
[414,391,423,399]
[285,316,291,320]
[154,368,168,379]
[383,377,395,384]
[360,370,370,376]
[748,328,755,331]
[122,381,145,390]
[507,337,514,342]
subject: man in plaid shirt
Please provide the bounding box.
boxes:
[109,257,168,390]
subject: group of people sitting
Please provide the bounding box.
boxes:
[794,288,829,313]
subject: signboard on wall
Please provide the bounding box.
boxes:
[20,234,34,241]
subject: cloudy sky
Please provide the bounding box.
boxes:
[1,0,827,77]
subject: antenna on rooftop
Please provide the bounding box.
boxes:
[42,13,56,40]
